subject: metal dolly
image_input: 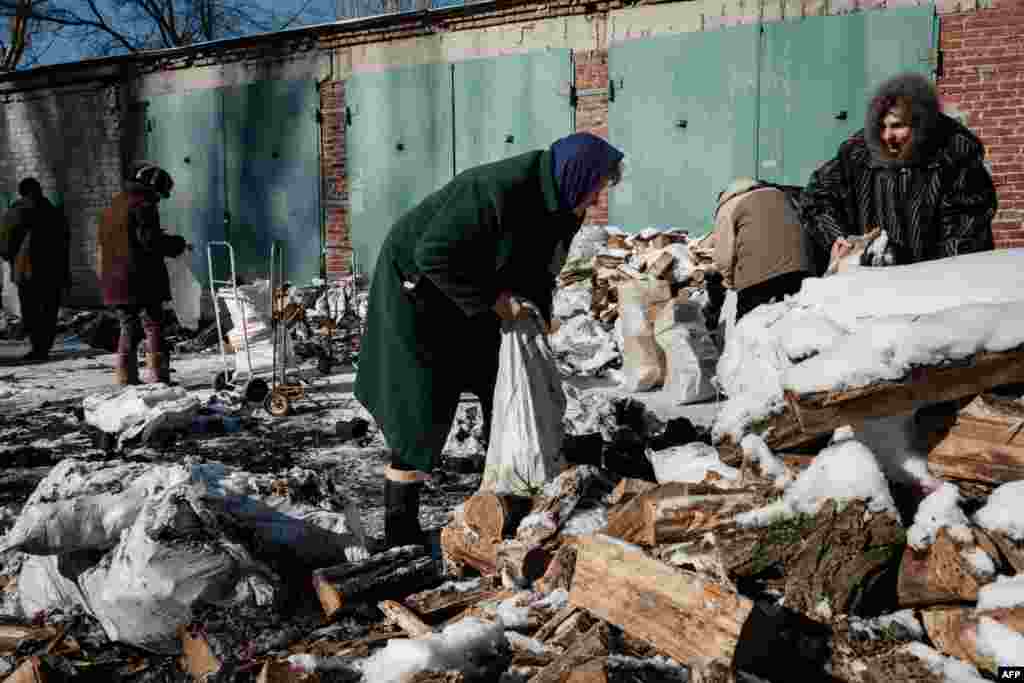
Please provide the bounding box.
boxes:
[207,241,269,404]
[265,240,316,417]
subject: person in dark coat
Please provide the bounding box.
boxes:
[98,161,189,385]
[1,178,70,362]
[801,72,997,274]
[355,132,625,548]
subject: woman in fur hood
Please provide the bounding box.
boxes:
[801,72,997,273]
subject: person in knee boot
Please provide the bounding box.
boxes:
[98,162,189,386]
[356,132,625,549]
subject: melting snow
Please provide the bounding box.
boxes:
[648,444,740,484]
[962,548,996,577]
[976,617,1024,669]
[974,481,1024,541]
[902,642,988,683]
[740,434,790,486]
[848,610,924,642]
[907,483,974,550]
[977,574,1024,610]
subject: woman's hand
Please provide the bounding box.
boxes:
[830,238,855,263]
[493,291,530,321]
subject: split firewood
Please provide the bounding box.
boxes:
[402,577,503,622]
[534,543,578,594]
[408,672,467,683]
[178,626,221,682]
[596,254,627,270]
[896,527,998,607]
[605,483,765,547]
[440,524,500,577]
[686,658,737,683]
[532,605,583,644]
[463,493,533,543]
[922,606,1024,674]
[599,305,619,324]
[647,252,676,281]
[607,478,658,506]
[607,235,628,251]
[983,528,1024,573]
[0,625,59,657]
[517,466,607,546]
[568,535,753,663]
[378,600,433,638]
[497,540,552,589]
[927,411,1024,485]
[653,536,732,585]
[3,657,49,683]
[543,609,598,653]
[313,545,440,619]
[527,622,610,683]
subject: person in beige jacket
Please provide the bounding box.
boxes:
[709,178,815,321]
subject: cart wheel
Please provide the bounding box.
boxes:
[213,371,230,392]
[244,378,269,404]
[265,391,291,417]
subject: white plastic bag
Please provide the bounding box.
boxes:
[165,255,202,330]
[654,301,720,404]
[481,301,567,495]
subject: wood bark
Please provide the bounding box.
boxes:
[534,543,578,595]
[568,535,754,663]
[178,626,221,681]
[517,466,607,546]
[256,659,326,682]
[496,540,552,589]
[403,577,502,622]
[313,545,440,619]
[605,483,765,547]
[378,600,433,638]
[607,478,658,506]
[440,525,500,578]
[896,527,997,607]
[984,528,1024,573]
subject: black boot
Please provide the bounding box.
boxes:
[384,479,425,549]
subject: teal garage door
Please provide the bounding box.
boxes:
[222,78,321,284]
[757,6,937,187]
[453,50,574,174]
[144,88,227,288]
[346,63,455,281]
[608,25,761,236]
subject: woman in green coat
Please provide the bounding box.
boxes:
[355,132,624,548]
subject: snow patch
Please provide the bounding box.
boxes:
[848,610,925,642]
[901,642,988,683]
[648,444,740,484]
[977,574,1024,610]
[907,483,973,551]
[562,506,609,537]
[962,548,996,577]
[976,617,1024,670]
[740,434,790,487]
[974,481,1024,541]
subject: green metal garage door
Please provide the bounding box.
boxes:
[144,88,227,287]
[757,7,937,187]
[346,63,455,281]
[608,25,761,236]
[222,78,322,284]
[453,50,574,174]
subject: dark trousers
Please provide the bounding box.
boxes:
[736,271,809,321]
[18,283,61,356]
[114,302,164,355]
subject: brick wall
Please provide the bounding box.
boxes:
[574,49,612,226]
[321,80,353,280]
[0,85,123,306]
[938,0,1024,248]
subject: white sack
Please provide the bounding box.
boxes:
[83,385,194,434]
[0,261,18,318]
[78,485,278,654]
[654,301,719,404]
[548,315,619,376]
[481,302,567,495]
[165,255,202,330]
[617,281,670,392]
[567,225,609,261]
[553,282,592,320]
[2,460,189,555]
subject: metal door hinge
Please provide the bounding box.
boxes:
[609,79,616,103]
[569,85,578,109]
[928,48,943,76]
[346,106,352,127]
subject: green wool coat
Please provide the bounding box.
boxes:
[354,149,581,472]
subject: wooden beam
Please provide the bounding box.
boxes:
[312,546,439,619]
[378,600,434,638]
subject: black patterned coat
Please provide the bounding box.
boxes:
[800,113,997,275]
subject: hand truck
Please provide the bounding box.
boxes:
[265,241,313,417]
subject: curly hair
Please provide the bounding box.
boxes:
[864,72,940,164]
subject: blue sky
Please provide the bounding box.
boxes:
[20,0,341,69]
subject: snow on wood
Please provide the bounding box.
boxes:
[921,606,1024,674]
[926,396,1024,485]
[401,578,503,622]
[527,622,610,683]
[462,494,533,544]
[534,543,578,594]
[897,527,998,607]
[378,600,434,638]
[607,478,658,506]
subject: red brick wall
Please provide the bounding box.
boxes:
[574,49,612,225]
[321,80,353,280]
[938,0,1024,248]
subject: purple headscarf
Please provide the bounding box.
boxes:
[550,132,624,212]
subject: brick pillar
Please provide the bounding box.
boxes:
[938,0,1024,247]
[320,80,353,279]
[574,49,611,225]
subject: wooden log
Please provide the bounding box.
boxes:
[497,541,552,589]
[408,672,467,683]
[745,349,1024,452]
[535,543,578,595]
[313,545,440,619]
[927,412,1024,485]
[605,483,765,547]
[532,605,582,644]
[463,494,533,543]
[563,658,608,683]
[256,660,323,683]
[544,609,598,653]
[440,524,500,577]
[648,252,676,281]
[569,535,754,663]
[378,600,433,638]
[3,657,47,683]
[527,622,610,683]
[984,529,1024,573]
[178,626,221,682]
[896,527,997,607]
[607,479,658,506]
[0,626,58,656]
[517,466,607,547]
[922,606,1024,673]
[402,577,503,622]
